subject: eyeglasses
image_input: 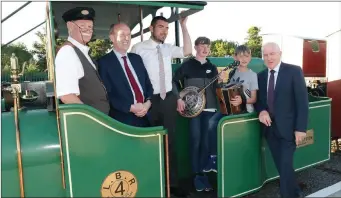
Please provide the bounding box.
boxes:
[72,22,93,33]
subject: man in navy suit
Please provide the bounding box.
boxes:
[256,42,308,198]
[97,23,153,127]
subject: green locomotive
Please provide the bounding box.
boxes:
[1,1,332,197]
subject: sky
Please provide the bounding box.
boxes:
[1,1,341,51]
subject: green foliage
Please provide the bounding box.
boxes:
[25,63,40,73]
[87,38,112,60]
[210,39,238,57]
[244,26,263,58]
[31,31,47,71]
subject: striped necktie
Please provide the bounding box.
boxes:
[157,45,166,100]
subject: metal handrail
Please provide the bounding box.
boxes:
[1,1,32,23]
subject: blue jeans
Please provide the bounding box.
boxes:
[189,111,215,173]
[207,112,225,156]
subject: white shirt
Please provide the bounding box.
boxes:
[55,36,96,98]
[112,49,144,104]
[267,61,281,91]
[131,38,185,94]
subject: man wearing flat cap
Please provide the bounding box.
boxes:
[172,36,222,192]
[55,7,109,114]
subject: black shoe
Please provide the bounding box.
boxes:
[170,186,190,197]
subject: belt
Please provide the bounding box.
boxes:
[153,91,173,97]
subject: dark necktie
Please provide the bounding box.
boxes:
[267,70,275,114]
[122,56,144,103]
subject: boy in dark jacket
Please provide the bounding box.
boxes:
[173,37,222,192]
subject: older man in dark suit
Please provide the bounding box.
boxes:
[256,42,308,198]
[97,23,153,127]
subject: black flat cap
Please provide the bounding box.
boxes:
[62,7,95,22]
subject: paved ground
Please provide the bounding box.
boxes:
[246,152,341,198]
[186,151,341,198]
[328,190,341,197]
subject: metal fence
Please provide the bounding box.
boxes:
[1,72,48,82]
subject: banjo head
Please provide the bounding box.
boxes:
[179,86,206,118]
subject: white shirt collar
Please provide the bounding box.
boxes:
[148,37,162,48]
[268,61,281,73]
[67,36,90,53]
[112,48,128,58]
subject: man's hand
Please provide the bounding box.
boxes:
[179,11,188,26]
[177,99,185,114]
[295,131,306,146]
[230,95,242,107]
[217,72,225,83]
[135,101,151,117]
[259,110,272,126]
[130,103,144,114]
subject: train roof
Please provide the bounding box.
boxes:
[50,1,207,39]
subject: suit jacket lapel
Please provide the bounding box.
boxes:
[110,51,131,91]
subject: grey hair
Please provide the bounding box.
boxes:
[261,42,281,53]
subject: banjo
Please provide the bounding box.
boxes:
[179,60,240,118]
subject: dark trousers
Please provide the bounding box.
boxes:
[265,121,301,198]
[149,91,179,187]
[207,112,225,156]
[189,111,215,173]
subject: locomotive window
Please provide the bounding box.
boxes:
[310,40,320,52]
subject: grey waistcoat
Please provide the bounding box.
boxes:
[68,43,110,115]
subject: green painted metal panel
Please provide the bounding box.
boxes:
[1,98,5,111]
[217,114,261,197]
[114,1,206,10]
[208,57,267,73]
[172,57,267,75]
[58,104,166,197]
[1,109,65,197]
[217,97,331,197]
[171,57,267,180]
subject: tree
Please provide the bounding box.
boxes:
[31,31,48,71]
[87,37,112,60]
[210,39,238,57]
[1,43,34,74]
[244,26,262,58]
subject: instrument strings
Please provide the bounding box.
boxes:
[198,61,240,94]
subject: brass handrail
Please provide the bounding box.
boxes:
[46,1,66,189]
[10,54,25,197]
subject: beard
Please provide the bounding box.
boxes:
[151,32,165,44]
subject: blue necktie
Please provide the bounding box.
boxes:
[267,70,275,114]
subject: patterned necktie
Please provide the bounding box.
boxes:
[267,70,275,114]
[122,56,144,103]
[157,45,166,100]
